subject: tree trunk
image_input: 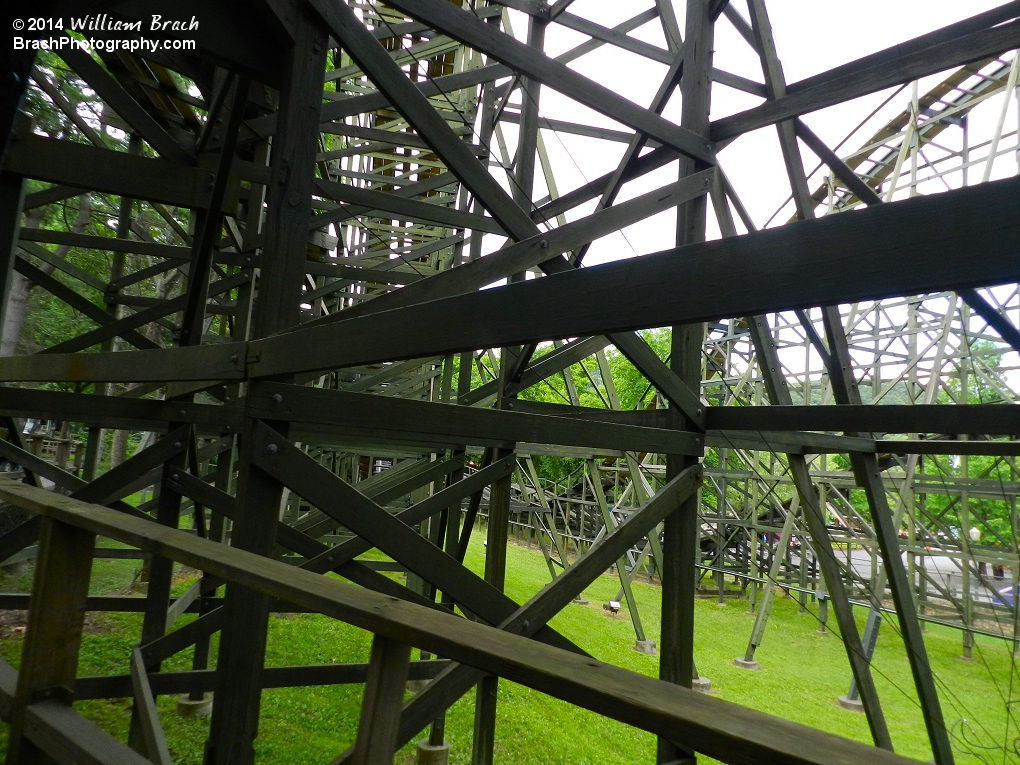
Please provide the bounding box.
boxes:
[0,195,91,356]
[110,427,129,469]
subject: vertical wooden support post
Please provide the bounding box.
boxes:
[739,502,797,666]
[960,447,974,659]
[129,429,187,756]
[821,308,954,765]
[737,0,897,747]
[189,440,233,700]
[82,134,141,483]
[7,517,95,764]
[744,311,892,747]
[351,635,412,765]
[588,458,647,642]
[205,7,326,764]
[470,448,512,765]
[472,9,546,763]
[179,75,250,347]
[659,1,710,762]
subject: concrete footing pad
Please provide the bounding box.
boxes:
[837,694,864,713]
[634,639,657,655]
[176,694,213,718]
[2,561,28,577]
[416,740,450,765]
[692,676,711,693]
[732,657,760,670]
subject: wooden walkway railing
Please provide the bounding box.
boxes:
[0,477,919,765]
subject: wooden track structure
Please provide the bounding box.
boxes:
[0,1,1019,764]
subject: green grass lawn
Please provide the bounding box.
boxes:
[0,529,1014,765]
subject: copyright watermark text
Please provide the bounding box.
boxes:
[13,15,199,32]
[12,14,199,53]
[13,36,196,53]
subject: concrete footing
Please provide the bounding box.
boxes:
[176,694,213,718]
[692,676,711,693]
[837,694,864,713]
[732,657,760,670]
[416,739,450,765]
[2,561,28,577]
[633,639,657,655]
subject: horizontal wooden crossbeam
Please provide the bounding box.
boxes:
[1,174,1017,387]
[0,479,923,765]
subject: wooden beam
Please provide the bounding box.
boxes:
[246,158,1020,377]
[247,382,702,455]
[706,404,1020,436]
[308,170,713,325]
[23,700,151,765]
[350,635,412,765]
[308,0,540,241]
[0,386,239,431]
[0,479,926,765]
[712,9,1020,141]
[6,517,95,764]
[381,0,714,164]
[2,134,235,210]
[129,647,172,765]
[57,48,192,165]
[314,178,507,235]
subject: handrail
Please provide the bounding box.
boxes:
[0,478,919,765]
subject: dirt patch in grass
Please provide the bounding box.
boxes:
[0,609,117,640]
[0,610,26,640]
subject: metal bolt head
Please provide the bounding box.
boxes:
[522,619,530,631]
[172,473,180,480]
[174,441,182,448]
[179,409,187,417]
[272,393,283,404]
[267,443,279,454]
[539,239,548,249]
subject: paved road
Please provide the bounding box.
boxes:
[792,547,1014,607]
